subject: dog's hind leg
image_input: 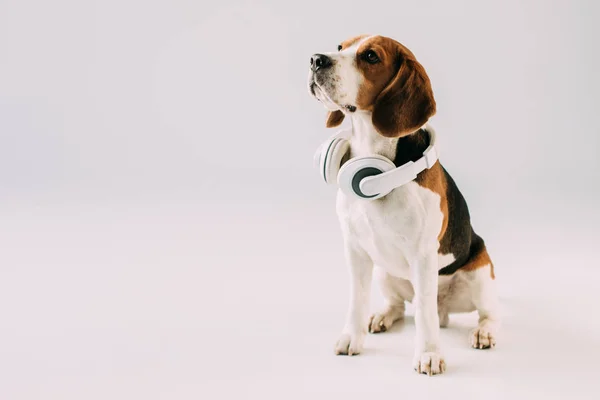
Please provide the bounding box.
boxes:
[465,263,500,349]
[461,236,501,349]
[369,268,414,333]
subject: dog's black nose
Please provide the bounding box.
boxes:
[310,54,332,72]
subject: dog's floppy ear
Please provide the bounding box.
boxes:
[326,110,345,128]
[372,56,436,137]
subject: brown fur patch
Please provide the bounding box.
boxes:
[462,245,495,280]
[371,56,436,138]
[355,36,404,110]
[352,36,436,138]
[326,110,345,127]
[415,162,449,243]
[339,34,369,51]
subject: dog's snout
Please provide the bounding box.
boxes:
[310,54,332,72]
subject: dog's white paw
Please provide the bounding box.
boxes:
[368,313,393,333]
[413,351,446,376]
[368,305,405,333]
[334,333,365,356]
[469,323,497,349]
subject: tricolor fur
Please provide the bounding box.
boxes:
[308,35,500,375]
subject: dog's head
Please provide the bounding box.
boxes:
[307,35,436,138]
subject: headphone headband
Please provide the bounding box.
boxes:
[359,124,439,197]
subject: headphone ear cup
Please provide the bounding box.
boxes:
[338,156,395,200]
[319,138,349,184]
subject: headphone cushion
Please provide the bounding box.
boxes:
[337,156,395,199]
[320,138,350,184]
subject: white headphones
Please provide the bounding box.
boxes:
[313,124,439,200]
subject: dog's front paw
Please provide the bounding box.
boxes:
[413,351,446,376]
[368,306,404,333]
[469,324,497,349]
[368,313,392,333]
[334,333,365,356]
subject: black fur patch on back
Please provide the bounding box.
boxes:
[391,128,483,276]
[437,167,488,275]
[437,167,472,275]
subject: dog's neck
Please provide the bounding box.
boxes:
[349,111,398,161]
[349,111,430,167]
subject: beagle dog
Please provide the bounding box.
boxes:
[307,35,500,375]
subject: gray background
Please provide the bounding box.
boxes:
[1,0,599,399]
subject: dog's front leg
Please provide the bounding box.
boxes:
[334,243,373,356]
[412,252,446,375]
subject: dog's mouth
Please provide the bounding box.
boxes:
[309,81,317,97]
[309,80,336,109]
[308,75,324,98]
[309,75,356,113]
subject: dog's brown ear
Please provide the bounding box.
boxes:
[326,110,345,127]
[372,57,436,137]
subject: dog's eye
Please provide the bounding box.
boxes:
[337,44,342,51]
[363,50,380,64]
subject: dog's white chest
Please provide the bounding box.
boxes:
[336,182,443,279]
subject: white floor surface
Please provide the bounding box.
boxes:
[2,175,599,400]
